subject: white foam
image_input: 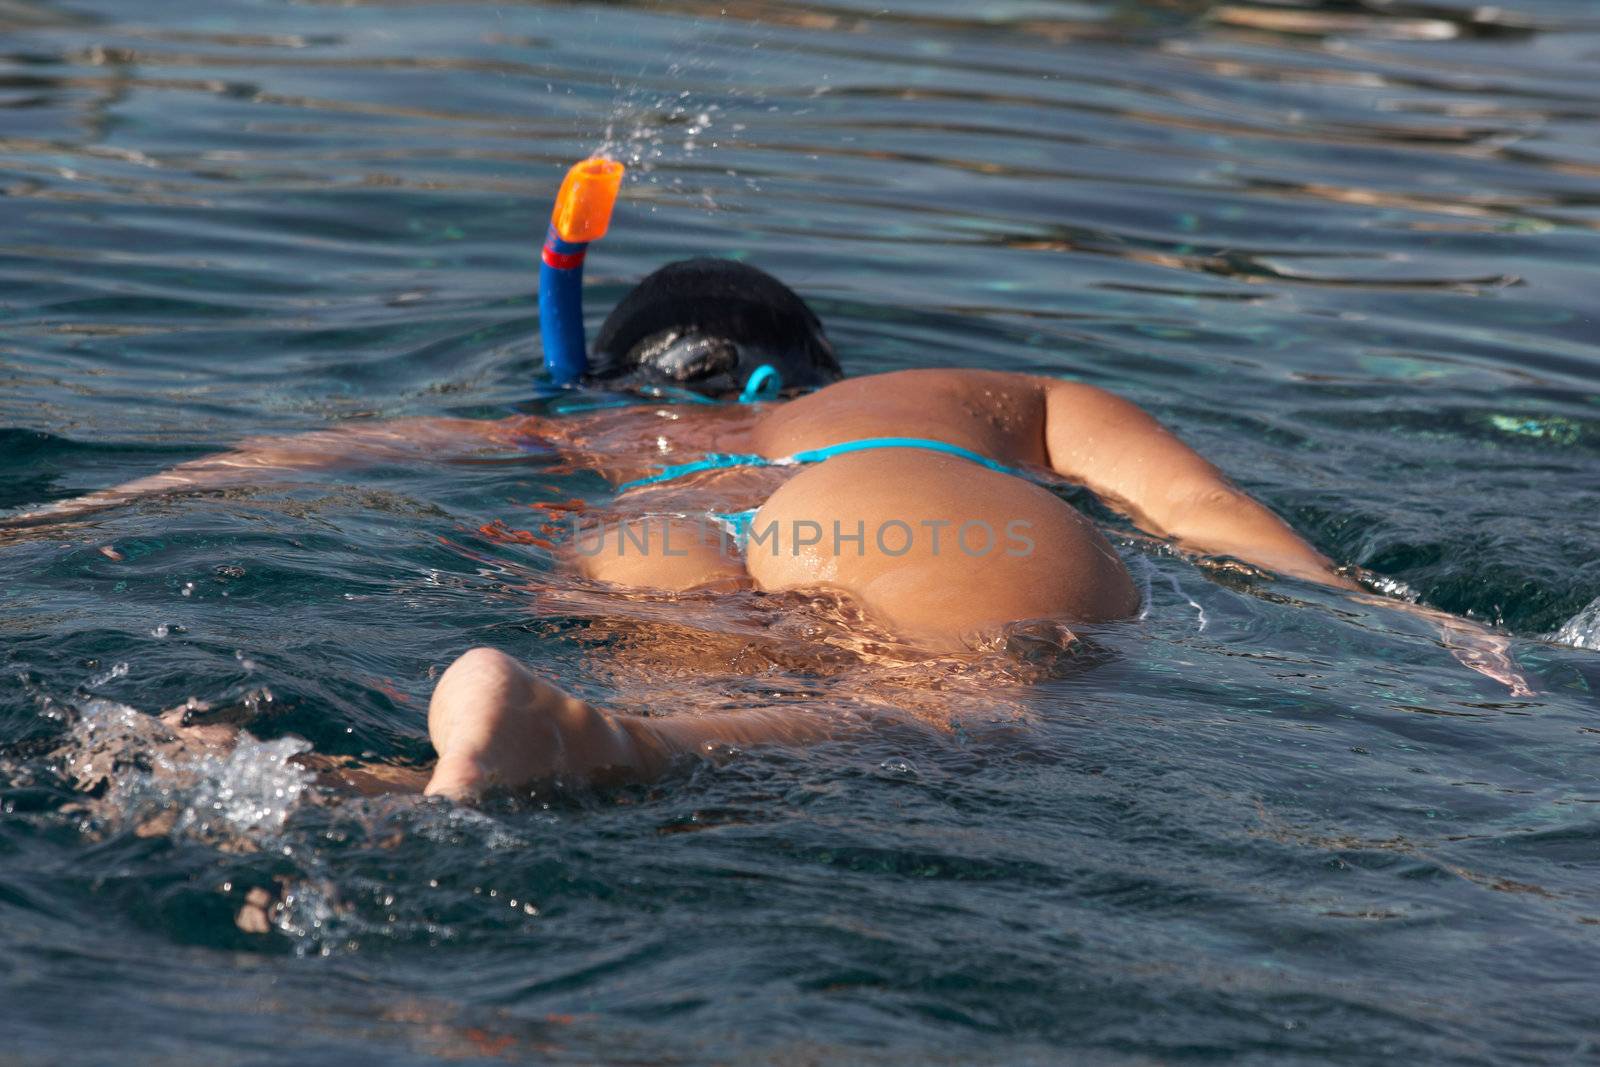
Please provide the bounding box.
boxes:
[67,698,311,842]
[168,733,311,838]
[1552,595,1600,651]
[1362,573,1421,601]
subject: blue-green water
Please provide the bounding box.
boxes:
[3,0,1600,1062]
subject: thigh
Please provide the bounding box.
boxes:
[743,451,1137,648]
[575,517,748,591]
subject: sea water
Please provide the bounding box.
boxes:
[2,0,1599,1062]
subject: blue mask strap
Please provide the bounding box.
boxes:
[550,397,643,415]
[638,383,720,406]
[738,365,783,403]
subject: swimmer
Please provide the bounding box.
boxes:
[9,254,1532,801]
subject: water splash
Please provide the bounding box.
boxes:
[599,93,721,172]
[169,734,311,838]
[1551,595,1600,651]
[63,698,311,842]
[595,59,767,207]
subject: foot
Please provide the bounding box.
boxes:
[424,648,647,799]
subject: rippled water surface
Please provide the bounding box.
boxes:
[4,0,1600,1062]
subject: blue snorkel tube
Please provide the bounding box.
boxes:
[539,231,588,384]
[540,157,625,386]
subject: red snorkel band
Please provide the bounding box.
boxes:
[541,227,587,270]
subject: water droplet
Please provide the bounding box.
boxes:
[878,758,917,779]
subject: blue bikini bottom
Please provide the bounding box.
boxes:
[615,436,1036,540]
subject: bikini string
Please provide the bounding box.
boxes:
[616,436,1033,492]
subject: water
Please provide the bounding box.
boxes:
[3,0,1599,1062]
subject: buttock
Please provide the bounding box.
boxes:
[741,450,1138,649]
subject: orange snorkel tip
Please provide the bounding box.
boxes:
[550,157,624,243]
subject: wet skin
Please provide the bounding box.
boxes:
[12,368,1528,798]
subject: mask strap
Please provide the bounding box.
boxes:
[640,384,720,406]
[739,365,783,403]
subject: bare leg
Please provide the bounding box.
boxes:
[424,647,838,799]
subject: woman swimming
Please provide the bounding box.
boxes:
[9,252,1530,799]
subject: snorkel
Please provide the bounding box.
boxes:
[540,156,839,400]
[540,156,625,385]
